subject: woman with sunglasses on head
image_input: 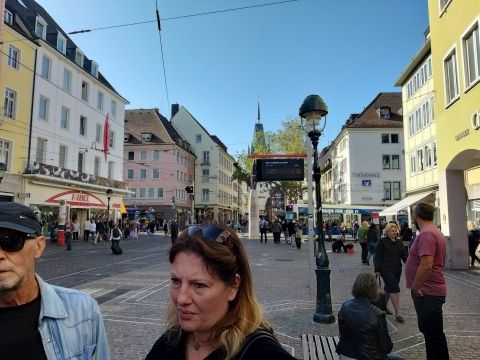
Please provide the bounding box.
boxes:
[146,225,296,360]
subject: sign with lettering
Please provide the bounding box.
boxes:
[352,172,380,178]
[46,191,107,207]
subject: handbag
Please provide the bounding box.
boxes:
[373,273,387,311]
[236,330,278,359]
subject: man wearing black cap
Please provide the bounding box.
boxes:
[0,202,109,359]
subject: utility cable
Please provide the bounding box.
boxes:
[68,0,300,34]
[156,0,170,109]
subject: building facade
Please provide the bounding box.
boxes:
[319,93,404,225]
[427,0,480,268]
[171,106,238,223]
[124,109,195,228]
[6,0,129,233]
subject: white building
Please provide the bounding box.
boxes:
[13,0,129,230]
[171,105,238,223]
[319,93,405,225]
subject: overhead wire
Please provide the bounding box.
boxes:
[155,0,170,110]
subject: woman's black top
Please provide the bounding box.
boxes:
[374,236,407,273]
[336,298,392,360]
[366,229,379,244]
[145,329,297,360]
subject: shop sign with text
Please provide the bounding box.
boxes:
[46,191,107,207]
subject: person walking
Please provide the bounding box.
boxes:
[366,223,379,265]
[0,203,109,359]
[467,220,480,267]
[375,222,407,323]
[130,221,138,240]
[170,220,179,245]
[358,221,368,264]
[72,219,79,241]
[281,220,288,244]
[405,202,449,360]
[294,221,303,249]
[65,219,72,251]
[90,218,97,244]
[259,217,267,243]
[83,218,91,242]
[353,221,360,242]
[287,220,296,247]
[272,219,282,244]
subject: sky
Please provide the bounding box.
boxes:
[35,0,429,156]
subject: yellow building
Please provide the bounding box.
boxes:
[0,4,37,201]
[428,0,480,268]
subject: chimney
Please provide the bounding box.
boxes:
[171,103,180,119]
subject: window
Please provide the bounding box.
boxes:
[77,152,84,173]
[127,169,134,179]
[202,189,210,202]
[61,106,69,129]
[4,88,17,119]
[7,45,20,69]
[417,149,424,172]
[196,134,202,143]
[382,155,390,169]
[130,188,137,199]
[95,124,102,142]
[202,151,210,165]
[128,151,134,160]
[63,68,71,92]
[97,91,104,110]
[463,23,480,88]
[35,18,46,39]
[57,34,66,54]
[91,61,98,77]
[425,145,433,168]
[439,0,451,13]
[93,156,100,176]
[392,182,401,200]
[141,133,152,142]
[0,139,11,171]
[81,81,89,102]
[392,155,400,169]
[202,169,210,182]
[41,55,50,79]
[139,188,146,198]
[153,150,160,160]
[410,153,417,174]
[4,9,13,25]
[408,98,434,137]
[79,116,87,136]
[157,188,164,198]
[38,96,48,121]
[391,134,399,143]
[148,188,155,198]
[153,168,160,179]
[75,49,84,66]
[108,130,114,148]
[140,151,147,160]
[111,100,117,118]
[444,49,459,104]
[381,134,389,143]
[140,169,147,179]
[108,162,114,178]
[36,138,47,163]
[383,182,392,201]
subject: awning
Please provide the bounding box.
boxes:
[379,191,434,216]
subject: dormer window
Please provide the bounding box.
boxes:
[91,61,98,78]
[141,133,152,142]
[4,9,13,25]
[379,106,391,120]
[35,16,47,39]
[75,49,84,67]
[124,134,130,142]
[57,33,66,54]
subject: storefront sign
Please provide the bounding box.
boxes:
[46,190,106,208]
[352,172,380,178]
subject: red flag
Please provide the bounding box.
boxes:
[103,113,110,161]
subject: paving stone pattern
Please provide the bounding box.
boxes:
[37,234,480,360]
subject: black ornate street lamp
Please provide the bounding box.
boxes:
[299,94,335,324]
[106,188,113,220]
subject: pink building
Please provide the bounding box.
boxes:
[124,109,195,228]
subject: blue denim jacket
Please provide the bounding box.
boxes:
[36,275,110,359]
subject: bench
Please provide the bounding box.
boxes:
[302,334,340,360]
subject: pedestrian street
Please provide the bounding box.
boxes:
[37,233,480,360]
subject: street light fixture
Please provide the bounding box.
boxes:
[106,188,113,220]
[299,94,335,324]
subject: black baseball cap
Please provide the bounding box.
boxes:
[0,203,42,235]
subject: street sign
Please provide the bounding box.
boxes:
[18,193,30,198]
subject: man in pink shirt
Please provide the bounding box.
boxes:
[405,202,449,360]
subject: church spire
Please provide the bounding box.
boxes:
[257,101,261,123]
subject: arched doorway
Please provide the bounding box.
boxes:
[438,149,480,269]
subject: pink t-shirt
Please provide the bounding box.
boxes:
[405,225,447,296]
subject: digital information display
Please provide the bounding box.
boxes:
[256,158,304,181]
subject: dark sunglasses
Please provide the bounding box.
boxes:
[0,233,38,252]
[186,225,233,247]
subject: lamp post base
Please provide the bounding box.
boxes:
[313,267,335,324]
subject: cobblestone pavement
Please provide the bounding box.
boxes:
[37,233,480,360]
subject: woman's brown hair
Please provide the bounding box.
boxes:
[165,225,271,359]
[351,272,378,303]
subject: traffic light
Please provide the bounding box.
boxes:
[185,185,194,193]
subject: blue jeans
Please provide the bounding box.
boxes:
[411,292,449,360]
[367,243,376,263]
[388,354,405,360]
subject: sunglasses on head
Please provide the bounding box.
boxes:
[186,225,233,247]
[0,232,38,252]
